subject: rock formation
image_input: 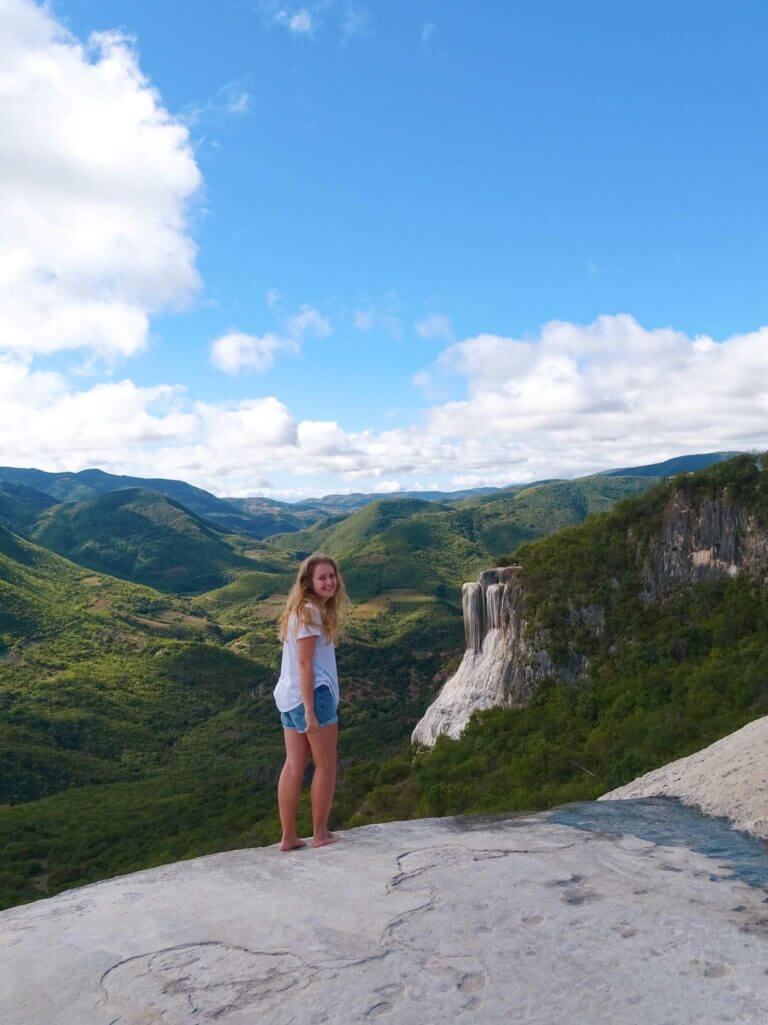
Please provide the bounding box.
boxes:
[411,567,553,746]
[640,489,768,598]
[601,714,768,839]
[414,484,768,747]
[3,799,768,1025]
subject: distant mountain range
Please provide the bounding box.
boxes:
[0,453,744,597]
[0,450,742,525]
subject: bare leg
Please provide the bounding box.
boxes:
[307,723,339,847]
[278,728,310,851]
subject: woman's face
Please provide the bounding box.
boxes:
[311,561,337,602]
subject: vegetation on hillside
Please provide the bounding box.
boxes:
[0,480,59,535]
[31,489,262,594]
[268,476,659,600]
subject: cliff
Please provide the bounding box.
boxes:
[411,567,553,746]
[413,459,768,747]
[640,489,768,598]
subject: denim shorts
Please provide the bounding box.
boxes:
[280,685,338,732]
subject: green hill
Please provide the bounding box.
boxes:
[223,496,329,533]
[0,525,253,801]
[0,480,59,535]
[603,450,742,478]
[0,466,271,537]
[332,454,768,827]
[268,477,659,601]
[30,489,257,593]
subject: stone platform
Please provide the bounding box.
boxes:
[2,800,768,1024]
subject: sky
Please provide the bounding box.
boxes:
[1,0,767,500]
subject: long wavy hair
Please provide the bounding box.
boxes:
[278,552,349,645]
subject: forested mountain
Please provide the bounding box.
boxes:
[0,450,738,540]
[603,451,742,478]
[269,475,659,598]
[0,466,271,537]
[30,489,259,594]
[0,481,59,535]
[0,525,235,803]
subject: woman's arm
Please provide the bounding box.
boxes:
[296,634,319,733]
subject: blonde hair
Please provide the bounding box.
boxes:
[278,552,349,645]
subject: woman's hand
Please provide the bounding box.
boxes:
[305,711,320,735]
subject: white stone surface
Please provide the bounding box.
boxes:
[2,812,768,1024]
[600,715,768,839]
[411,627,511,745]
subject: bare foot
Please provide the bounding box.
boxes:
[312,831,341,848]
[279,837,307,852]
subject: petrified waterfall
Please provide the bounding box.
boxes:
[412,566,552,747]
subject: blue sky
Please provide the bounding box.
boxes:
[1,1,767,497]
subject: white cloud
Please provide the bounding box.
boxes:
[370,479,401,493]
[415,313,453,341]
[297,420,354,455]
[209,303,330,374]
[3,316,768,496]
[0,359,195,469]
[197,397,299,449]
[421,22,435,44]
[0,0,201,360]
[210,332,299,374]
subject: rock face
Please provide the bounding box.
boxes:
[411,567,552,746]
[601,714,768,839]
[641,491,768,598]
[3,804,768,1025]
[414,486,768,746]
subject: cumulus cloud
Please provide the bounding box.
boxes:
[210,304,330,374]
[210,332,298,374]
[0,0,201,360]
[3,316,768,496]
[0,359,195,469]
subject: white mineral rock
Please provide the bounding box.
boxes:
[2,808,768,1025]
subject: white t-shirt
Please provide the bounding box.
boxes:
[273,605,339,713]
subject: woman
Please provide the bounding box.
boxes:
[274,552,348,851]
